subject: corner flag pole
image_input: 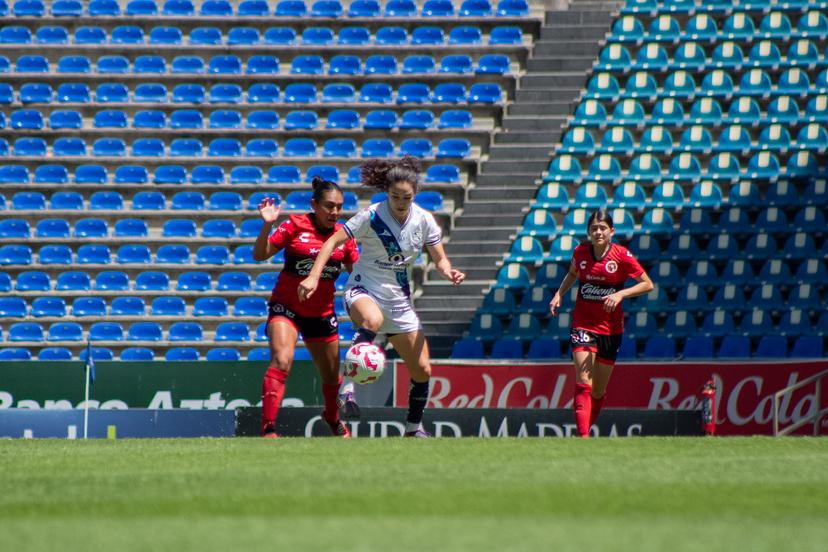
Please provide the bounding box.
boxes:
[83,341,94,439]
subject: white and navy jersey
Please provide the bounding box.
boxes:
[343,201,442,302]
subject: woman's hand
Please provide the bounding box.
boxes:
[549,293,562,316]
[603,292,624,313]
[258,197,281,225]
[297,276,319,302]
[445,268,465,285]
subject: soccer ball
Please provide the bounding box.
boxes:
[343,343,386,385]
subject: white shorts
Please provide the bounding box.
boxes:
[344,285,421,336]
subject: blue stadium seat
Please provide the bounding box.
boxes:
[10,322,44,342]
[790,336,824,358]
[227,27,260,46]
[336,26,369,45]
[76,244,111,264]
[153,165,187,185]
[156,244,191,264]
[0,245,32,267]
[489,339,522,359]
[193,297,228,317]
[128,322,163,342]
[0,165,29,184]
[14,137,47,157]
[209,191,242,210]
[89,322,124,342]
[151,297,186,317]
[360,138,393,158]
[93,138,128,157]
[678,125,716,153]
[37,347,72,360]
[642,336,676,359]
[116,245,152,265]
[178,271,212,291]
[165,348,199,361]
[209,110,243,129]
[229,166,263,184]
[243,56,279,76]
[379,0,413,15]
[519,209,557,238]
[348,0,378,16]
[0,296,27,317]
[150,26,183,45]
[754,335,788,359]
[437,138,471,159]
[451,339,485,359]
[74,26,107,44]
[169,322,203,342]
[94,271,128,291]
[189,27,222,45]
[195,245,230,265]
[686,259,721,289]
[71,297,107,317]
[125,0,157,15]
[170,192,204,211]
[283,83,317,103]
[129,110,166,129]
[0,219,29,238]
[494,263,531,291]
[37,244,72,266]
[399,138,432,158]
[652,261,684,290]
[119,348,154,361]
[47,321,83,342]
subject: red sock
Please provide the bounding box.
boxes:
[590,394,605,426]
[322,377,342,423]
[573,383,592,437]
[261,367,288,434]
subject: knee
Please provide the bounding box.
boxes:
[359,315,383,333]
[268,357,292,374]
[409,362,431,382]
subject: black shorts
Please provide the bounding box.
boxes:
[267,301,339,343]
[569,329,623,365]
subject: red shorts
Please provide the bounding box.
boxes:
[570,329,623,365]
[267,301,338,343]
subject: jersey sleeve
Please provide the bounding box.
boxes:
[343,236,360,264]
[622,246,645,279]
[267,217,296,250]
[344,207,371,240]
[423,211,442,246]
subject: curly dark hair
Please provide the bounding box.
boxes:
[310,176,343,203]
[359,156,421,192]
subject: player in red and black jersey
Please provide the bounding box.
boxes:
[549,209,654,437]
[252,177,359,438]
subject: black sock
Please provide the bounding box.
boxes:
[351,327,377,347]
[406,380,430,425]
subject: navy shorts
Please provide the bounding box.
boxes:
[569,329,623,365]
[267,301,338,343]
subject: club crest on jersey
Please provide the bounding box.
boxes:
[388,252,405,263]
[580,260,588,270]
[605,260,618,274]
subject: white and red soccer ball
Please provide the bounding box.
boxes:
[344,343,386,384]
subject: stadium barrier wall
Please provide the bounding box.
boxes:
[393,360,828,436]
[0,409,235,439]
[235,407,702,438]
[0,360,324,411]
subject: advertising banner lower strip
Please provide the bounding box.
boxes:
[0,409,236,438]
[0,360,323,410]
[235,407,701,438]
[393,360,828,435]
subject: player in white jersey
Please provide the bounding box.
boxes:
[298,157,465,437]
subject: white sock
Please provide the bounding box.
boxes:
[405,422,421,433]
[339,380,355,396]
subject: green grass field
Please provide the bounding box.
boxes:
[1,437,827,552]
